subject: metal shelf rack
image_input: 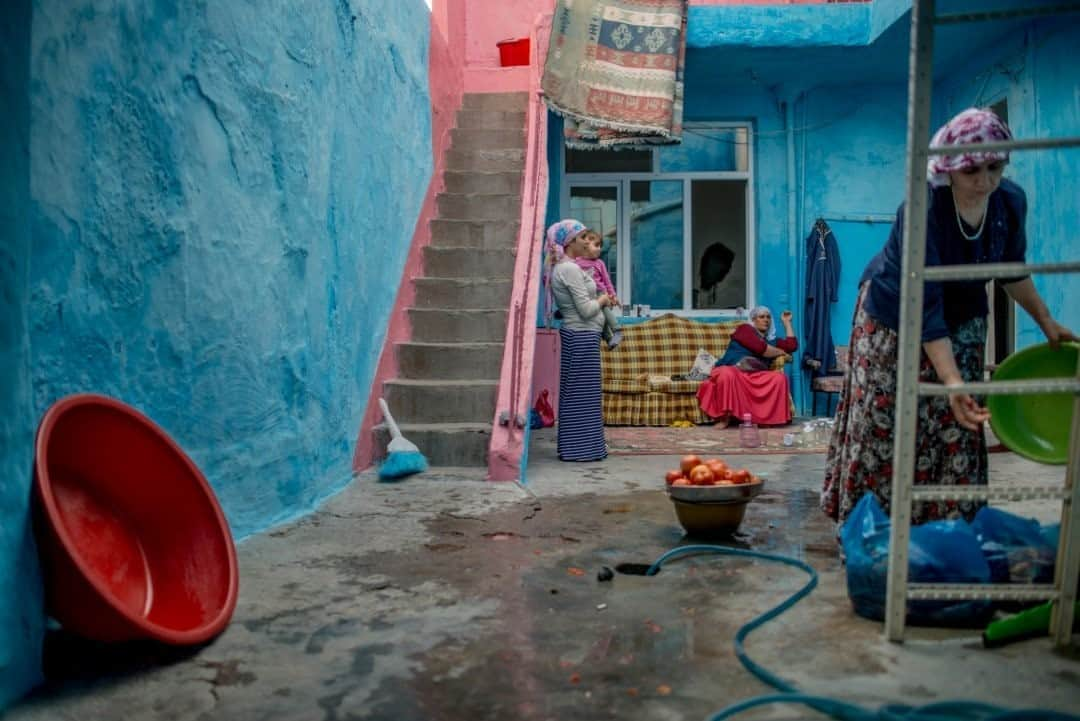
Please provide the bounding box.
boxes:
[886,0,1080,647]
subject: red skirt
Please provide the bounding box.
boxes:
[696,365,791,425]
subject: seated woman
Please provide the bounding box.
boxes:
[697,306,798,425]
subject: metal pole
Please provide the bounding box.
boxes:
[930,136,1080,155]
[1050,349,1080,646]
[885,0,936,644]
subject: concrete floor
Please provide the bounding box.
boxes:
[8,429,1080,720]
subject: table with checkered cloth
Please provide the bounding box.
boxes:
[601,314,787,426]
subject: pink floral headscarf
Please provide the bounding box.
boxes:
[541,219,588,327]
[926,108,1012,187]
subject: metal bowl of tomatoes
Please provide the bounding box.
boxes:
[665,476,765,504]
[663,455,765,536]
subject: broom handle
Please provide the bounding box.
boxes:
[378,398,404,441]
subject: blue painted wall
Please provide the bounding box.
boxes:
[795,83,908,346]
[3,0,432,706]
[0,0,45,708]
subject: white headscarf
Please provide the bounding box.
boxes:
[749,305,776,342]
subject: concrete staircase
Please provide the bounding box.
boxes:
[374,92,527,468]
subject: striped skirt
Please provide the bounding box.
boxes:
[557,327,607,462]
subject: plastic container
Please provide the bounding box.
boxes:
[667,478,765,537]
[670,498,748,537]
[497,38,530,67]
[33,394,238,644]
[739,413,761,448]
[987,341,1078,464]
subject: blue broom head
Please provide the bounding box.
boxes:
[378,450,428,481]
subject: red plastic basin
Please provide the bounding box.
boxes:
[33,394,238,645]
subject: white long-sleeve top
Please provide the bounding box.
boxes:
[550,258,605,332]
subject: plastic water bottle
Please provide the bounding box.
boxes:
[739,413,761,448]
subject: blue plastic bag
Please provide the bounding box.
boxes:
[971,507,1056,584]
[841,495,994,626]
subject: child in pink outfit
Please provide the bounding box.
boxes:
[574,230,623,349]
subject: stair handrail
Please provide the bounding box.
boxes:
[487,12,553,481]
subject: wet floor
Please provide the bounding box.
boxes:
[8,439,1079,720]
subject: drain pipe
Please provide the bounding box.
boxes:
[784,98,804,413]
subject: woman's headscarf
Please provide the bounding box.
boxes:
[926,108,1012,187]
[542,219,588,327]
[748,305,776,342]
[545,219,587,264]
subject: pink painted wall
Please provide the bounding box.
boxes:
[464,0,552,68]
[532,329,561,416]
[353,0,466,471]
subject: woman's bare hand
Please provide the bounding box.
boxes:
[947,388,990,431]
[781,310,793,323]
[597,293,612,308]
[1041,319,1078,349]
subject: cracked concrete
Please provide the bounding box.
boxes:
[6,429,1079,720]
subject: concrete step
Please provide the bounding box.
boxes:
[397,341,504,380]
[408,308,507,343]
[423,246,515,279]
[383,379,498,424]
[443,171,522,196]
[437,192,521,221]
[455,110,526,130]
[450,128,525,152]
[445,148,525,173]
[372,422,491,467]
[430,218,519,248]
[463,92,528,112]
[414,277,512,309]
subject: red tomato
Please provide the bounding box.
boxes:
[680,454,702,474]
[706,460,727,479]
[671,477,692,486]
[730,469,751,484]
[664,469,684,485]
[689,464,715,485]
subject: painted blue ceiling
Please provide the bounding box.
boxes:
[685,0,1067,92]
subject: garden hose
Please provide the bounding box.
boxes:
[645,544,1078,721]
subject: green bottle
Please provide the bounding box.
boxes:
[982,601,1080,648]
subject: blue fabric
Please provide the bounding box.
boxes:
[716,338,755,366]
[860,179,1028,341]
[803,219,840,375]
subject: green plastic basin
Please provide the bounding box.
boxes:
[987,342,1078,465]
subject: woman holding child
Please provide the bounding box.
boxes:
[545,219,615,462]
[697,306,798,425]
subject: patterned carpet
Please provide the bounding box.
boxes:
[531,419,831,457]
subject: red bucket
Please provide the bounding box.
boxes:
[32,394,238,645]
[497,38,530,67]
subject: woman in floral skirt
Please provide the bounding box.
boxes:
[821,108,1076,525]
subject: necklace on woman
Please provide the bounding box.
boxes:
[952,189,987,241]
